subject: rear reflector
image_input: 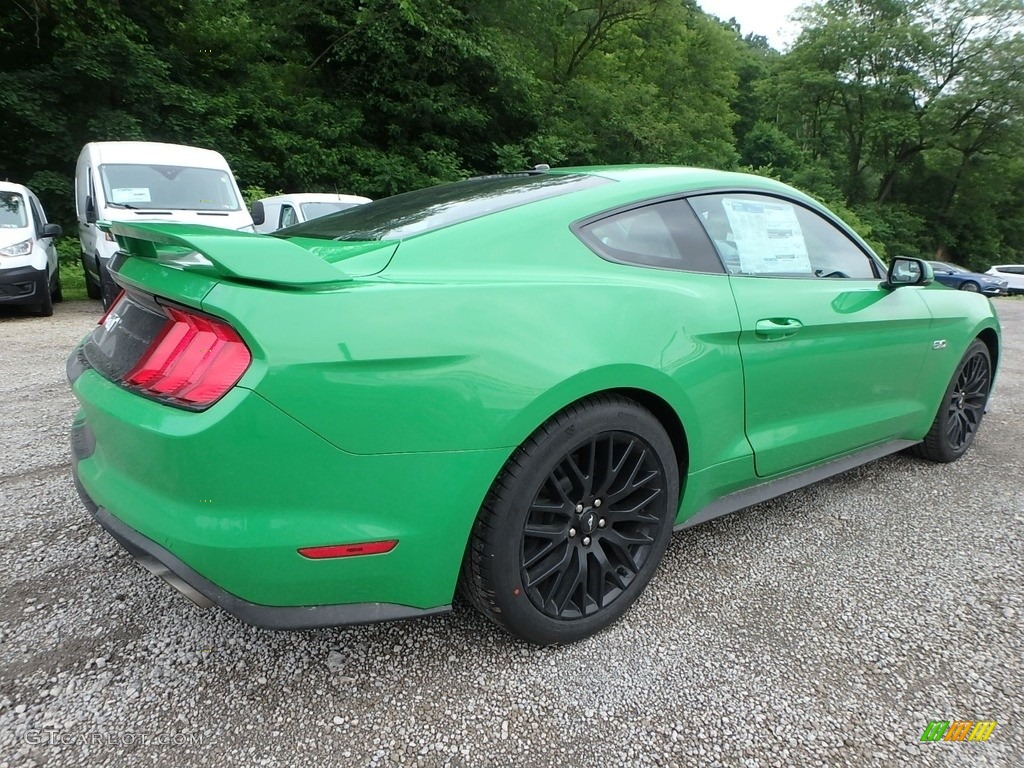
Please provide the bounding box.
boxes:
[122,304,251,408]
[298,540,398,559]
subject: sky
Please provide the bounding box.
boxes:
[696,0,805,50]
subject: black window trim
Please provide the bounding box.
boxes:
[571,187,885,280]
[571,193,725,275]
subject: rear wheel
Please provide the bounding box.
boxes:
[959,281,979,292]
[913,339,991,463]
[461,395,679,645]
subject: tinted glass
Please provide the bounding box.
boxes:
[99,164,240,211]
[689,194,877,279]
[277,174,610,242]
[578,200,724,273]
[0,192,27,228]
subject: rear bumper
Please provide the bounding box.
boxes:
[70,428,449,629]
[0,264,47,306]
[67,353,506,628]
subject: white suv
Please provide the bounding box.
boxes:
[986,265,1024,295]
[0,181,62,317]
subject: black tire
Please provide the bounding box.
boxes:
[34,280,54,317]
[98,258,119,309]
[913,339,992,463]
[461,394,679,645]
[83,254,101,300]
[959,281,979,292]
[51,269,63,303]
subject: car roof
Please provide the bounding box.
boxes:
[82,141,231,169]
[260,193,372,205]
[0,180,32,196]
[552,164,803,191]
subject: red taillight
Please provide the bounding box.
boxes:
[297,540,398,559]
[123,304,251,408]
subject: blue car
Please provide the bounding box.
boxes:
[929,262,1007,295]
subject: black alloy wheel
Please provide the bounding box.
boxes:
[521,431,667,621]
[913,339,992,463]
[461,395,679,645]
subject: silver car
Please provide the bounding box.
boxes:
[986,265,1024,296]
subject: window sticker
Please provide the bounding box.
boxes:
[111,187,152,203]
[721,198,812,274]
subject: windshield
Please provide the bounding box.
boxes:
[300,201,363,221]
[277,173,610,242]
[0,192,28,228]
[99,164,240,211]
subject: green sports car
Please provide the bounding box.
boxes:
[67,166,1000,645]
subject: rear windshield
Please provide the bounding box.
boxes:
[276,173,609,242]
[0,192,27,228]
[99,164,241,211]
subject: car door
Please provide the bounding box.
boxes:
[689,192,934,478]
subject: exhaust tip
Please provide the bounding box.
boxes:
[136,555,214,609]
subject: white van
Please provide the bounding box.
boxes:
[0,181,62,317]
[251,193,371,234]
[75,141,254,307]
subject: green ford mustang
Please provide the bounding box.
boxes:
[67,166,1000,645]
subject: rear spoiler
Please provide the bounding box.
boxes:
[100,221,351,288]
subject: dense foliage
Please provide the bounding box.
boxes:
[1,0,1021,267]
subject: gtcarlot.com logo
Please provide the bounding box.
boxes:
[24,730,203,747]
[920,720,997,742]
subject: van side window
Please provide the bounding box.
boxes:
[279,205,298,229]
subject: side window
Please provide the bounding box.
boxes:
[688,193,877,279]
[577,199,723,273]
[279,204,298,229]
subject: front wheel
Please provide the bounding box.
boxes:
[461,395,679,645]
[913,339,992,463]
[51,269,63,303]
[959,281,979,292]
[34,279,54,317]
[82,254,101,300]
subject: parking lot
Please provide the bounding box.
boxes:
[1,299,1021,768]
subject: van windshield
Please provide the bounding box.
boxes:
[99,164,241,211]
[0,192,28,228]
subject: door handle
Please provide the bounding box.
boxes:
[755,318,803,339]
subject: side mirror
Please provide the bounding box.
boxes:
[85,195,97,224]
[884,257,933,290]
[250,200,265,226]
[40,223,62,239]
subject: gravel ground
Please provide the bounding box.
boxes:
[1,298,1021,768]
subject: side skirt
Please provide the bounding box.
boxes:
[676,439,919,531]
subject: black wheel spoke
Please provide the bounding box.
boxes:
[942,351,991,451]
[519,429,670,621]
